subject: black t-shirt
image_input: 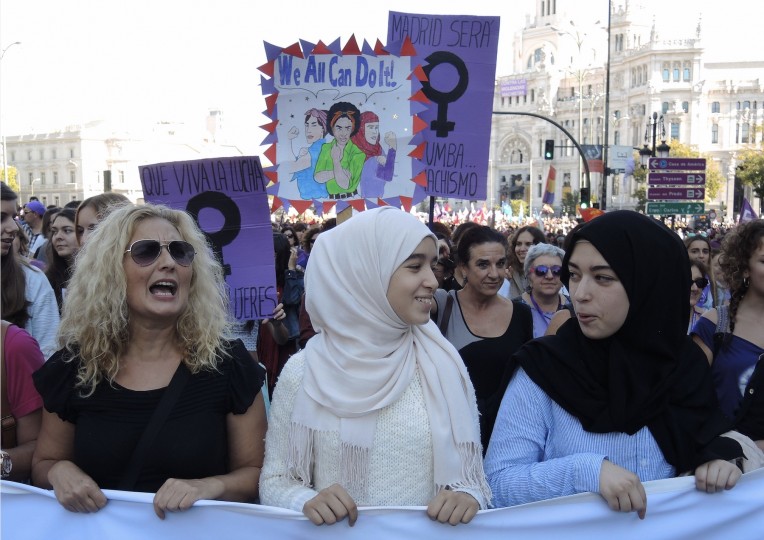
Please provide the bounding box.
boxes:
[33,339,265,493]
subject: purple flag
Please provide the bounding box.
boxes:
[740,197,759,223]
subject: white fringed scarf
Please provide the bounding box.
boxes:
[287,207,490,503]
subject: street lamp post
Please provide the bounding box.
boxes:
[639,112,671,169]
[639,111,672,226]
[553,23,588,192]
[0,41,22,188]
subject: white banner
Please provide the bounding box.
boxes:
[3,469,764,540]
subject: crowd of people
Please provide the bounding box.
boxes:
[2,179,763,527]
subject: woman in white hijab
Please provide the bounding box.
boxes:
[260,207,490,526]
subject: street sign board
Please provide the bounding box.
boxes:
[648,157,706,171]
[647,187,705,200]
[648,172,706,186]
[646,202,705,215]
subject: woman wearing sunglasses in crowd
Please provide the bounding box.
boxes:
[486,211,746,516]
[685,235,717,311]
[688,261,709,334]
[514,243,569,338]
[32,204,267,518]
[431,226,532,451]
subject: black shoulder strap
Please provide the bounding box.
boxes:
[118,363,191,491]
[438,292,455,336]
[712,304,730,358]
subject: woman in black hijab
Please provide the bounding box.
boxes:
[485,211,743,518]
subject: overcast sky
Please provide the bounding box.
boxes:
[1,0,759,152]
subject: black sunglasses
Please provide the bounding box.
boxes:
[692,277,709,289]
[531,265,562,278]
[125,239,196,267]
[284,232,294,238]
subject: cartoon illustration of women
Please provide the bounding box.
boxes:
[314,102,366,200]
[351,111,397,199]
[283,108,329,200]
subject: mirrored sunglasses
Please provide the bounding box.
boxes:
[125,239,196,267]
[531,265,562,278]
[692,277,709,289]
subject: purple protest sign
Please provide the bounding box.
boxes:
[139,156,277,321]
[388,11,500,201]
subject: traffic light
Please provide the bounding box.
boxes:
[544,139,554,160]
[580,187,590,209]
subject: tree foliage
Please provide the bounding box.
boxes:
[736,148,764,204]
[0,166,19,193]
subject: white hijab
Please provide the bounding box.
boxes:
[287,207,489,500]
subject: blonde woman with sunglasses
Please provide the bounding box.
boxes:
[31,204,267,519]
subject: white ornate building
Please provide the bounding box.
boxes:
[490,0,764,219]
[6,110,240,206]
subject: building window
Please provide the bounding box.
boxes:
[52,149,57,159]
[614,110,621,120]
[69,149,74,158]
[10,151,15,161]
[119,171,125,184]
[711,124,718,144]
[631,68,636,87]
[743,100,751,109]
[670,122,680,141]
[531,89,535,102]
[742,123,750,143]
[736,123,740,143]
[39,150,44,160]
[40,172,46,185]
[70,170,76,184]
[662,63,670,82]
[641,104,647,115]
[682,101,689,113]
[662,102,669,114]
[53,171,58,184]
[711,101,720,113]
[614,131,621,145]
[683,63,691,81]
[28,173,33,184]
[737,101,741,110]
[54,196,60,206]
[27,151,32,160]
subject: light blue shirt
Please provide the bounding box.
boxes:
[484,368,674,508]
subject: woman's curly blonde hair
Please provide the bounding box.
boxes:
[59,203,232,396]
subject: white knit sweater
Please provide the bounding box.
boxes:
[259,350,487,511]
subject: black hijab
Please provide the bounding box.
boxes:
[514,211,741,473]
